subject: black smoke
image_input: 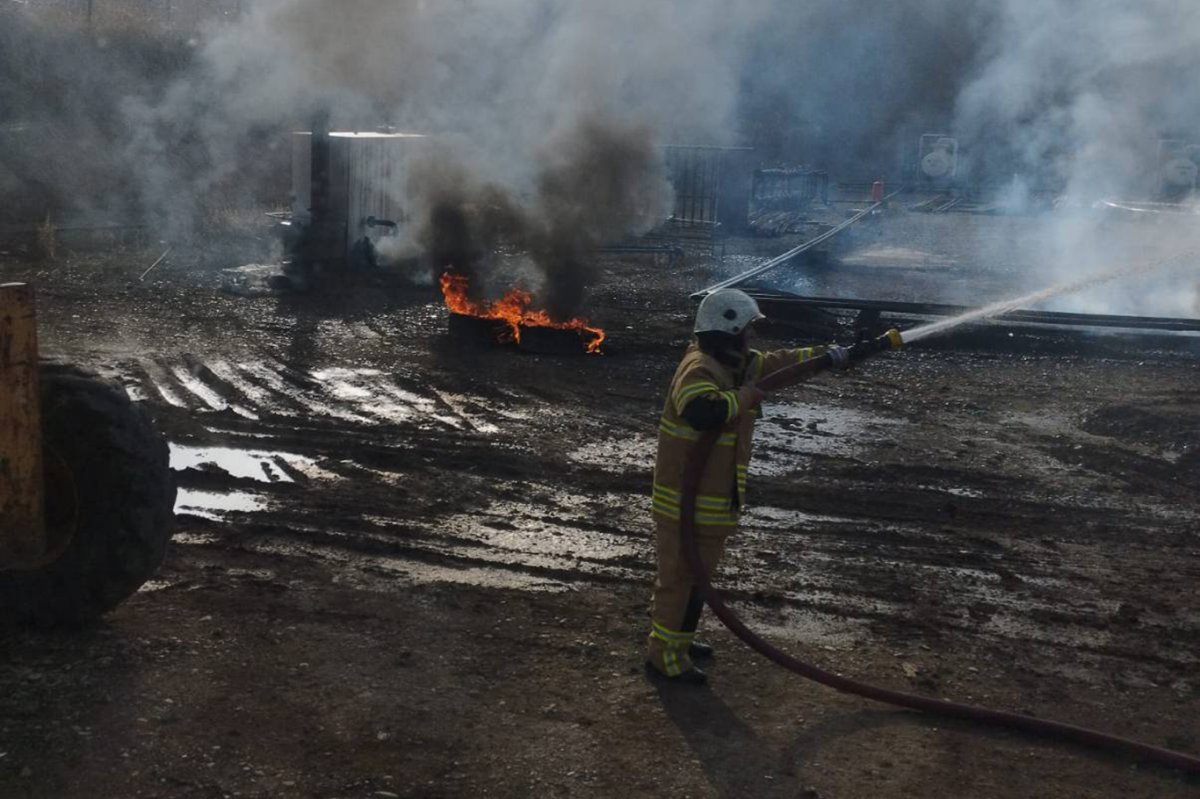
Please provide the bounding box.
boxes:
[415,117,669,319]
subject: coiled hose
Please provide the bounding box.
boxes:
[678,334,1200,774]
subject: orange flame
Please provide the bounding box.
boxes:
[440,271,605,354]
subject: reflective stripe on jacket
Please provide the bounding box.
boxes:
[652,341,825,534]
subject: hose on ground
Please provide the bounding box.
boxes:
[678,346,1200,775]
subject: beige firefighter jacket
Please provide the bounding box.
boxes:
[652,341,825,535]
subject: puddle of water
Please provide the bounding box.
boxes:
[917,484,985,499]
[371,557,573,592]
[754,402,902,471]
[567,435,654,472]
[169,366,258,419]
[207,360,278,408]
[175,488,266,520]
[561,408,895,479]
[742,505,862,528]
[237,361,374,424]
[310,367,381,396]
[310,367,470,429]
[202,426,278,440]
[429,389,499,432]
[170,366,228,411]
[137,579,178,593]
[369,487,647,567]
[170,444,323,483]
[570,405,901,477]
[147,374,189,409]
[236,534,576,593]
[841,245,957,270]
[738,606,869,649]
[173,531,223,545]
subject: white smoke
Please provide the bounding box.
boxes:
[121,0,771,216]
[954,0,1200,317]
[955,0,1200,200]
[6,1,1200,317]
[107,0,779,312]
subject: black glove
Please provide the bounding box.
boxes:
[827,345,851,370]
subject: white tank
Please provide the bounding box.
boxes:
[921,150,954,179]
[291,130,429,256]
[918,135,958,181]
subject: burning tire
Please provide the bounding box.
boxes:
[0,362,175,626]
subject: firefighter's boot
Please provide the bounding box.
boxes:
[646,620,707,684]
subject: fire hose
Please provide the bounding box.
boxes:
[678,330,1200,774]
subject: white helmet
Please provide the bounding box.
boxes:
[694,289,764,335]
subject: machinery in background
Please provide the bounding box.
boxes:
[661,145,829,240]
[918,134,959,188]
[0,283,175,626]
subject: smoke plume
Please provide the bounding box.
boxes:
[129,0,763,315]
[413,118,670,317]
[955,0,1200,198]
[951,1,1200,315]
[3,0,1198,316]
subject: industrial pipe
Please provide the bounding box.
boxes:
[678,329,1200,774]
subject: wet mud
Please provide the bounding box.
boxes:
[0,216,1198,798]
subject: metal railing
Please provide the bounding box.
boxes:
[750,168,829,210]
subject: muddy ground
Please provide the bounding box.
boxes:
[1,209,1198,798]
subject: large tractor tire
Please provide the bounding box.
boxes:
[0,361,175,626]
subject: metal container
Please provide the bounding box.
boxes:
[291,130,428,263]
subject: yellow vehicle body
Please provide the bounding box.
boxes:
[0,282,46,567]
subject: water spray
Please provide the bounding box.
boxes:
[677,267,1200,774]
[902,251,1197,344]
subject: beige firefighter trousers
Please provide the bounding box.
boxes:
[646,515,728,676]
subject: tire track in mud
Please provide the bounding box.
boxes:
[111,352,1200,692]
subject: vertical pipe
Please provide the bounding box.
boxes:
[691,151,700,224]
[683,150,691,223]
[710,151,720,224]
[669,148,681,221]
[681,150,691,224]
[0,283,45,563]
[310,110,332,267]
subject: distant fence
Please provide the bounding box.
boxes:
[11,0,248,31]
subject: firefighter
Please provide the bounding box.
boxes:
[645,288,848,684]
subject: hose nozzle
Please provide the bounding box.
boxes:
[845,328,905,362]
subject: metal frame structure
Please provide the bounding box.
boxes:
[665,145,722,228]
[663,145,755,233]
[746,290,1200,333]
[751,168,829,211]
